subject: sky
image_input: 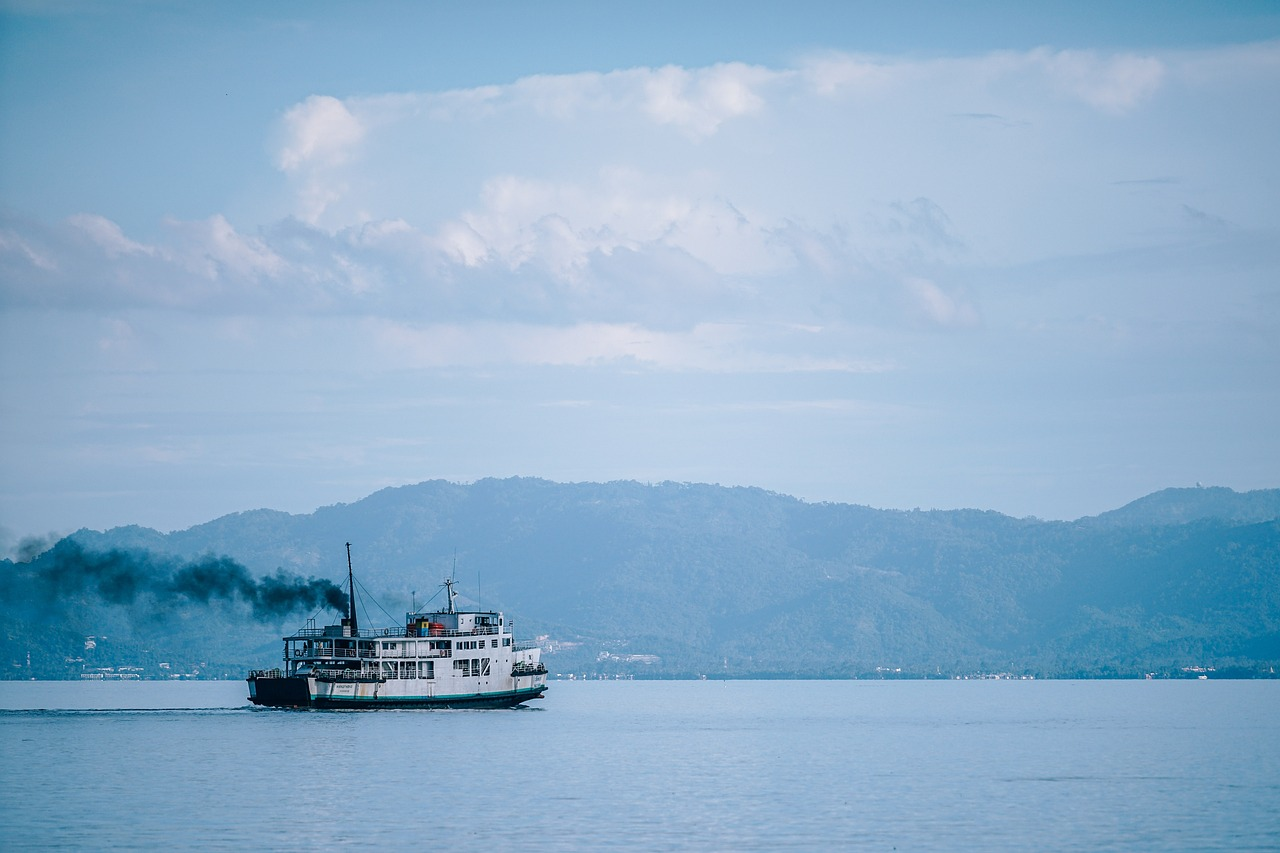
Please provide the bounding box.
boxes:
[2,1,1279,542]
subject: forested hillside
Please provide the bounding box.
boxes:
[4,480,1278,679]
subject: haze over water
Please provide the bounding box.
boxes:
[2,679,1276,851]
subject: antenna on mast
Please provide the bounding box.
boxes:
[345,542,358,635]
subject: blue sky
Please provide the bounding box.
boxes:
[2,1,1279,541]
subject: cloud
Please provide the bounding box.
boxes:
[902,277,979,328]
[947,112,1030,128]
[1111,177,1179,186]
[366,318,892,374]
[882,198,964,256]
[3,43,1276,337]
[799,47,1165,114]
[1,212,296,311]
[0,225,57,272]
[166,215,285,281]
[799,54,896,96]
[430,169,797,288]
[275,95,366,223]
[276,94,365,173]
[68,214,155,258]
[1033,48,1165,113]
[1182,205,1233,230]
[640,62,775,138]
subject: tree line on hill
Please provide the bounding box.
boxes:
[3,480,1278,679]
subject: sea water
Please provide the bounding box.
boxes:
[1,679,1277,851]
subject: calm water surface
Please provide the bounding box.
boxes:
[1,679,1277,851]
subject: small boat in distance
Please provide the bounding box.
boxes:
[247,544,547,709]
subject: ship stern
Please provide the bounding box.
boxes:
[247,671,314,708]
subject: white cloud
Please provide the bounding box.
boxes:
[166,214,284,281]
[3,43,1276,337]
[640,62,775,138]
[0,226,57,272]
[275,95,367,223]
[799,47,1165,114]
[366,318,891,374]
[799,54,899,96]
[68,214,155,257]
[262,44,1217,277]
[276,94,365,172]
[510,71,614,120]
[903,277,979,328]
[430,170,794,284]
[96,317,139,354]
[1033,48,1165,113]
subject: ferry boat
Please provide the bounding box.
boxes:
[247,545,547,709]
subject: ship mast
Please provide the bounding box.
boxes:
[345,542,358,635]
[443,576,457,614]
[444,550,458,614]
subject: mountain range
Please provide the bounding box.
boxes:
[4,479,1278,679]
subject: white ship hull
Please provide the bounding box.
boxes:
[248,673,547,709]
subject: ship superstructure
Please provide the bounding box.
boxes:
[247,545,547,709]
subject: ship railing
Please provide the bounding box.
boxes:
[286,625,502,640]
[315,668,382,682]
[249,668,283,679]
[381,648,454,658]
[287,648,362,659]
[285,626,409,640]
[289,646,454,661]
[405,626,501,638]
[513,642,542,652]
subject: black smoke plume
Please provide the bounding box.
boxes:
[19,539,347,619]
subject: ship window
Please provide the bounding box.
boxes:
[481,658,491,676]
[503,638,511,647]
[422,661,434,679]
